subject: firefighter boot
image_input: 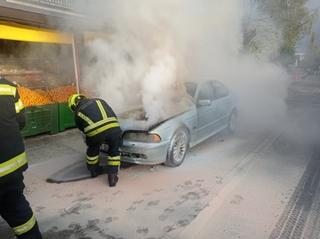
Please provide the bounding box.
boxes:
[89,165,103,178]
[108,174,119,187]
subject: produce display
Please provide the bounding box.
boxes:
[18,86,77,107]
[0,41,77,136]
[0,59,77,107]
[18,87,53,106]
[48,86,77,103]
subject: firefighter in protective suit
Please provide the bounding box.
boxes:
[68,94,122,187]
[0,77,42,239]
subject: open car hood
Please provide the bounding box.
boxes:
[118,108,153,132]
[118,107,189,132]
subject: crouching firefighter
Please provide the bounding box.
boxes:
[0,77,42,239]
[68,94,122,187]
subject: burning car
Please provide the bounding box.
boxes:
[119,80,237,167]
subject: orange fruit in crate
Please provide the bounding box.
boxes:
[18,87,53,107]
[48,86,77,103]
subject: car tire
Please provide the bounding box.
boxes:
[227,110,237,134]
[165,127,190,167]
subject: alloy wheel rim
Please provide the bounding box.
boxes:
[172,131,188,163]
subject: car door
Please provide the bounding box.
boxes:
[195,82,220,140]
[212,81,232,129]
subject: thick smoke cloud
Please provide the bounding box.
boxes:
[78,0,288,130]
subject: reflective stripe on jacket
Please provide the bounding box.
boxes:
[13,213,37,236]
[0,77,27,180]
[0,83,24,113]
[0,152,27,177]
[74,98,120,137]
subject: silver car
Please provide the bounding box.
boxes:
[120,80,237,167]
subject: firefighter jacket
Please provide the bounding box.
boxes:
[0,77,27,182]
[74,98,121,139]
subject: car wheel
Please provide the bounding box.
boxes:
[165,127,190,167]
[227,110,237,134]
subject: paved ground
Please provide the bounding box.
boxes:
[1,105,320,239]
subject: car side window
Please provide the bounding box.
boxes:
[214,81,229,99]
[185,82,197,98]
[198,83,213,101]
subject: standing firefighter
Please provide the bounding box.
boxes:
[0,77,42,239]
[68,94,122,187]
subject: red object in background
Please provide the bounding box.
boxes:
[294,68,301,81]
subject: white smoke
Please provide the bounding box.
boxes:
[79,0,289,130]
[243,4,283,59]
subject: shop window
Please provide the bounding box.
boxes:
[0,39,77,107]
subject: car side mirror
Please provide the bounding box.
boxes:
[198,99,212,106]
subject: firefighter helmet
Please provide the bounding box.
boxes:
[68,94,86,111]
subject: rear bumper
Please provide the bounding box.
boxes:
[120,140,169,165]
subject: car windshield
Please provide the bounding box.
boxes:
[185,82,197,98]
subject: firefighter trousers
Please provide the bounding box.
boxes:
[0,174,42,239]
[86,130,122,175]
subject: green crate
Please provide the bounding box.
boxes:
[58,103,76,131]
[21,104,59,137]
